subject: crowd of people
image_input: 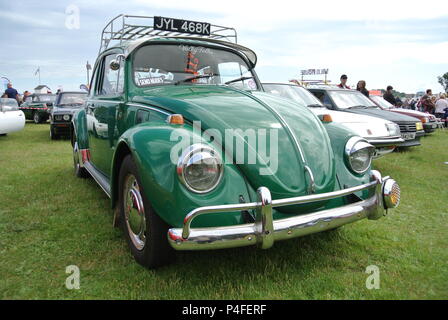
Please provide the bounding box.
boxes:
[336,75,448,122]
[1,83,54,105]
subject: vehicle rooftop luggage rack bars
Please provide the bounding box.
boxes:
[99,14,238,54]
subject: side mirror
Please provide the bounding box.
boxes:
[110,54,125,71]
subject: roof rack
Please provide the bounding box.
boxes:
[99,15,238,54]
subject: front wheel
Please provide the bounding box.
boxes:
[50,126,59,140]
[72,136,89,178]
[118,155,174,269]
[33,112,43,124]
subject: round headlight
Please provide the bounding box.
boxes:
[63,114,70,121]
[177,144,223,193]
[345,137,375,174]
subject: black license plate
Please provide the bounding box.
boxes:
[154,16,211,36]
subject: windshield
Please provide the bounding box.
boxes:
[133,44,258,90]
[0,98,19,111]
[263,84,323,107]
[58,93,87,107]
[34,94,55,103]
[370,95,393,109]
[329,90,378,109]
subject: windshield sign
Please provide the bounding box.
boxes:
[329,91,377,109]
[133,44,258,91]
[263,84,323,107]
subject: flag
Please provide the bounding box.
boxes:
[34,67,40,76]
[86,61,92,70]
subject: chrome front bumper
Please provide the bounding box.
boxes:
[366,136,404,147]
[167,170,399,251]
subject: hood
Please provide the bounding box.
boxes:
[347,107,420,123]
[310,107,393,137]
[389,109,430,120]
[132,85,336,203]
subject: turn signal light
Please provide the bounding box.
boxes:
[167,114,184,125]
[318,114,333,123]
[416,122,423,131]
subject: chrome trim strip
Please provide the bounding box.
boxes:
[180,172,381,240]
[83,161,111,198]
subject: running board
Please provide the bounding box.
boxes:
[83,161,111,198]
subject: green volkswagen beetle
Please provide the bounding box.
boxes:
[71,15,400,268]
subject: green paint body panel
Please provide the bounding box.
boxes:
[73,37,372,229]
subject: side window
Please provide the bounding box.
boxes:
[136,109,150,124]
[89,63,101,97]
[323,93,333,107]
[98,54,124,96]
[312,91,325,103]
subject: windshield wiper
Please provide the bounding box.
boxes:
[347,105,368,109]
[307,104,323,108]
[225,76,253,85]
[174,74,216,85]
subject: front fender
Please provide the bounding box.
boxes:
[323,122,372,199]
[111,122,253,228]
[72,109,88,148]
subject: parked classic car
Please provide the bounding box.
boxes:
[0,98,25,135]
[308,86,424,147]
[369,95,437,134]
[50,91,87,139]
[262,83,404,158]
[71,15,400,268]
[20,93,55,123]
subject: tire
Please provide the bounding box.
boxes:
[72,135,89,178]
[118,155,174,269]
[50,126,59,140]
[33,112,41,124]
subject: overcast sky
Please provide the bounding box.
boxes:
[0,0,447,94]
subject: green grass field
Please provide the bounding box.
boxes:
[0,123,447,299]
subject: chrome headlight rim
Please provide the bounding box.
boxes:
[177,143,224,194]
[345,136,375,174]
[63,114,70,121]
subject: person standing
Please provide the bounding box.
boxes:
[421,89,435,114]
[4,83,19,102]
[337,74,350,89]
[356,80,369,97]
[435,94,448,118]
[383,86,396,106]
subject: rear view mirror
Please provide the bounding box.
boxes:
[109,54,125,71]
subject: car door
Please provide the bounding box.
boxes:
[86,52,125,177]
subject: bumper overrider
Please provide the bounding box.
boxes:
[168,170,400,250]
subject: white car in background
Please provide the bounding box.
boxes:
[0,98,25,136]
[263,83,404,158]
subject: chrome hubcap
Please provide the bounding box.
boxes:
[123,175,146,250]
